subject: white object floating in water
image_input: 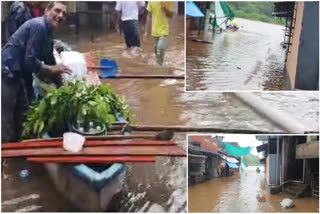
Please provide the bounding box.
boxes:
[147,203,165,212]
[2,194,40,206]
[16,205,42,212]
[160,79,178,87]
[280,198,294,209]
[63,132,85,153]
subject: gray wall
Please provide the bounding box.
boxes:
[295,2,319,90]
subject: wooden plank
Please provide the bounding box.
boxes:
[27,156,156,164]
[21,135,158,143]
[20,130,174,143]
[110,125,283,134]
[105,75,185,80]
[2,145,186,158]
[2,140,176,150]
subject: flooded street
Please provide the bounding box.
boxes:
[1,11,319,213]
[188,167,319,212]
[2,15,187,212]
[186,18,286,91]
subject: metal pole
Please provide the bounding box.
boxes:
[232,93,311,133]
[276,137,279,185]
[282,138,285,185]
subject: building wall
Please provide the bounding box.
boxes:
[294,2,319,90]
[296,140,319,159]
[266,154,279,185]
[192,136,219,152]
[266,155,270,184]
[285,2,304,89]
[282,138,289,183]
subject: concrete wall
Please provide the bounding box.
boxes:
[285,2,319,90]
[65,2,78,13]
[294,2,319,90]
[296,141,319,159]
[266,154,278,185]
[285,2,304,89]
[282,138,289,183]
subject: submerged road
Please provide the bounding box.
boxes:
[186,18,286,91]
[188,167,319,212]
[1,15,187,213]
[1,13,319,213]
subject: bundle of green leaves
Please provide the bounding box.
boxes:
[22,81,134,138]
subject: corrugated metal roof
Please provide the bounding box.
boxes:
[188,146,221,156]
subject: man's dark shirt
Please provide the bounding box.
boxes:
[8,1,33,36]
[2,16,56,82]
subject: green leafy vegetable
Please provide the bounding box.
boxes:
[22,81,134,138]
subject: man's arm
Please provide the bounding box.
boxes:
[24,24,71,77]
[144,12,151,38]
[115,2,122,33]
[138,1,146,14]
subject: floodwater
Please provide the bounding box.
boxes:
[1,13,319,213]
[1,14,187,213]
[188,167,319,212]
[179,92,319,132]
[186,18,286,91]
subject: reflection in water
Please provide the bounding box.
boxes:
[186,18,286,91]
[188,167,319,212]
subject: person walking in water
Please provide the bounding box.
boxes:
[115,1,145,55]
[144,2,173,65]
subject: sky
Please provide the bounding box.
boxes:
[213,134,263,156]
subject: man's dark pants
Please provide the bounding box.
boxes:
[122,20,140,48]
[1,75,29,142]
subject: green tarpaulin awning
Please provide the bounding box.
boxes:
[216,139,253,157]
[220,2,235,20]
[241,158,248,167]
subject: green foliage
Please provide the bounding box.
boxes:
[242,154,263,166]
[22,81,134,138]
[227,2,286,26]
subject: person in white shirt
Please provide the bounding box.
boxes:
[115,1,145,49]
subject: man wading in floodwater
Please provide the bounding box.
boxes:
[115,1,145,55]
[1,2,71,142]
[144,1,173,65]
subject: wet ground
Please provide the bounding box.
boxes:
[186,18,286,91]
[188,167,319,212]
[1,13,319,212]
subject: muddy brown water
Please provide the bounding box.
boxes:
[186,18,286,91]
[1,14,319,212]
[1,15,187,213]
[188,167,319,212]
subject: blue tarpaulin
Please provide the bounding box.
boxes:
[226,162,239,168]
[186,1,205,17]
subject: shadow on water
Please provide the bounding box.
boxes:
[186,18,286,91]
[188,167,319,212]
